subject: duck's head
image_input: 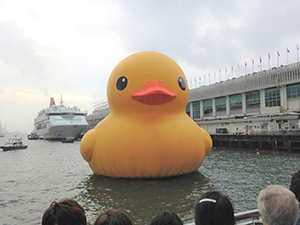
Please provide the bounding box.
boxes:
[107,51,189,114]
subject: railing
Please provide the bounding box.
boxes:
[235,209,263,225]
[185,209,262,225]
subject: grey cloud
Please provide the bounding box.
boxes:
[0,20,36,64]
[111,0,300,73]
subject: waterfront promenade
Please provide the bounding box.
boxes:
[211,134,300,152]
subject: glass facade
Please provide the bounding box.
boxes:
[192,101,200,119]
[265,87,280,107]
[53,116,83,123]
[287,83,300,99]
[185,104,191,116]
[216,97,226,108]
[185,104,190,113]
[203,100,212,109]
[229,94,242,106]
[246,91,260,104]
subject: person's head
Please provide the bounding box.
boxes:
[194,191,234,225]
[150,211,183,225]
[42,198,86,225]
[257,185,299,225]
[290,170,300,202]
[94,209,132,225]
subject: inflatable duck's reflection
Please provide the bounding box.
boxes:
[80,51,212,178]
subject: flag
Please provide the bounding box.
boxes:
[297,45,299,50]
[225,67,227,72]
[277,51,280,56]
[231,65,233,70]
[287,48,290,53]
[260,57,262,63]
[252,59,254,64]
[268,53,270,59]
[245,62,247,66]
[50,97,56,106]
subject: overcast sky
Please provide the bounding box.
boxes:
[0,0,299,133]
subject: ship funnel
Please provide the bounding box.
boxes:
[50,97,56,106]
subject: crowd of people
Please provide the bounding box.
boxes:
[42,170,300,225]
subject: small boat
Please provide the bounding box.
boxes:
[61,137,75,143]
[1,136,28,151]
[27,131,39,140]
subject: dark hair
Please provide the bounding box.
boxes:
[94,209,132,225]
[195,191,235,225]
[290,170,300,202]
[42,198,86,225]
[150,211,183,225]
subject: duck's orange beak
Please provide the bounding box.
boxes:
[131,81,177,105]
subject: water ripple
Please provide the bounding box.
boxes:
[1,136,299,224]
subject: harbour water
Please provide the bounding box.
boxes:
[1,134,299,225]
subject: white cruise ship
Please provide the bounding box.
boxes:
[34,96,89,140]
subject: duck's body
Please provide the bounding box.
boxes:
[80,51,212,178]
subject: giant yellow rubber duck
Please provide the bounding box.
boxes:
[80,51,212,178]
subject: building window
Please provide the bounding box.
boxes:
[186,103,190,116]
[265,87,280,107]
[185,104,190,113]
[246,91,260,104]
[192,101,200,119]
[203,100,212,109]
[287,83,300,99]
[230,94,242,106]
[216,97,226,108]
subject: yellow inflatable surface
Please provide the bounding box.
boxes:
[80,51,212,178]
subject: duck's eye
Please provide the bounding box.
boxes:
[116,76,128,91]
[178,77,186,90]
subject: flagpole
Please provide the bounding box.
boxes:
[287,48,289,65]
[268,54,270,69]
[259,57,262,71]
[297,45,299,62]
[252,59,254,73]
[277,51,280,67]
[214,71,216,84]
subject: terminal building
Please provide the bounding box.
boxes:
[86,62,300,135]
[86,99,110,129]
[188,62,300,134]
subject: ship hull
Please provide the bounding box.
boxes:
[1,146,28,151]
[36,124,87,140]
